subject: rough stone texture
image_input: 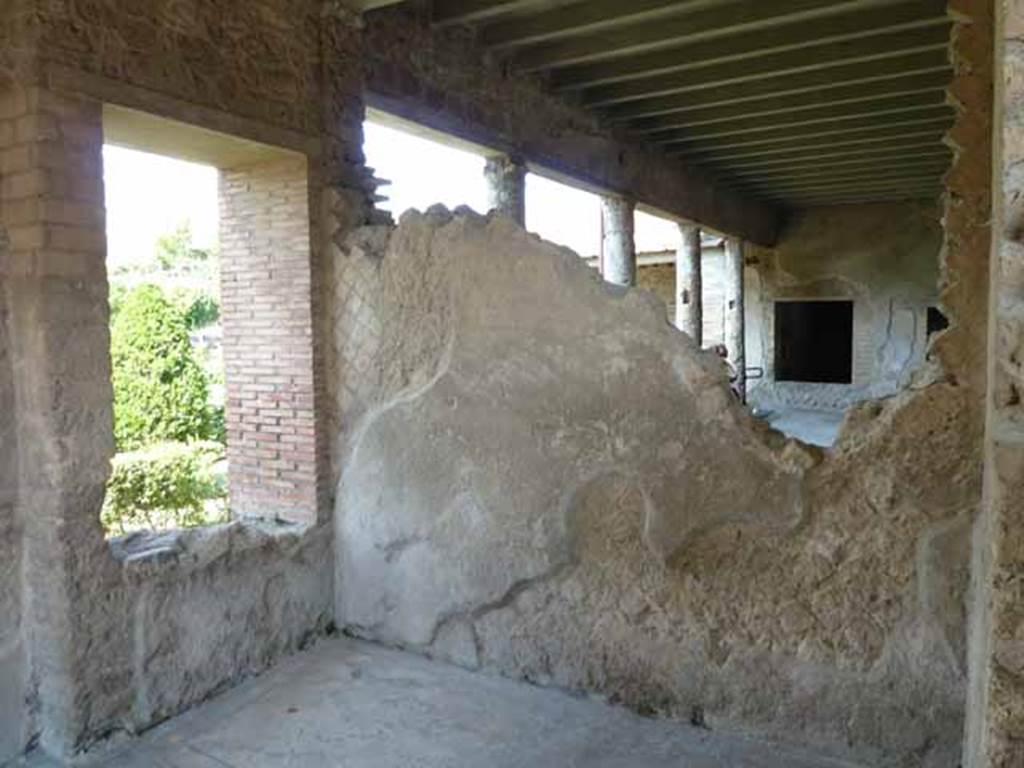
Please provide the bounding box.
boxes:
[0,0,36,88]
[0,81,29,765]
[111,522,332,730]
[361,3,780,246]
[34,0,322,138]
[963,1,1024,765]
[747,203,943,411]
[935,0,995,408]
[334,210,981,766]
[0,2,369,761]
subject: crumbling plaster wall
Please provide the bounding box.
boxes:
[747,202,943,411]
[331,6,993,764]
[333,210,980,766]
[0,1,370,760]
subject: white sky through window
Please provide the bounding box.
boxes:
[103,145,218,268]
[635,209,682,253]
[524,173,602,258]
[364,121,489,216]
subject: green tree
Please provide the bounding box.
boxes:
[182,291,220,330]
[111,284,219,450]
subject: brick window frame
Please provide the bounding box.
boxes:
[103,105,320,526]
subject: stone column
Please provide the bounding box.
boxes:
[676,224,702,344]
[601,195,636,286]
[484,155,526,226]
[724,237,746,401]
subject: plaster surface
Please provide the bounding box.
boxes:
[333,209,980,766]
[747,202,943,412]
[24,637,862,768]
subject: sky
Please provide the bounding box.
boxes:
[103,120,682,266]
[103,144,219,268]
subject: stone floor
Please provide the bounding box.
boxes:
[760,406,845,447]
[23,637,863,768]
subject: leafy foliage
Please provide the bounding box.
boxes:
[108,282,129,319]
[183,291,220,329]
[110,284,220,450]
[102,441,227,536]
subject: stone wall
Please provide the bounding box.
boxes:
[35,0,323,139]
[747,202,943,411]
[333,210,980,766]
[219,156,318,524]
[0,80,29,765]
[637,263,676,323]
[0,1,368,760]
[963,1,1024,765]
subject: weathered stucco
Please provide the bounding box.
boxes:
[333,210,980,766]
[748,202,943,410]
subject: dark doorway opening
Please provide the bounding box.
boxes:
[774,300,854,384]
[927,306,950,337]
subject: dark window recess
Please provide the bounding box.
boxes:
[927,306,950,337]
[774,300,854,384]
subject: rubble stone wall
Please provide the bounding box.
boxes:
[963,1,1024,765]
[0,1,366,760]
